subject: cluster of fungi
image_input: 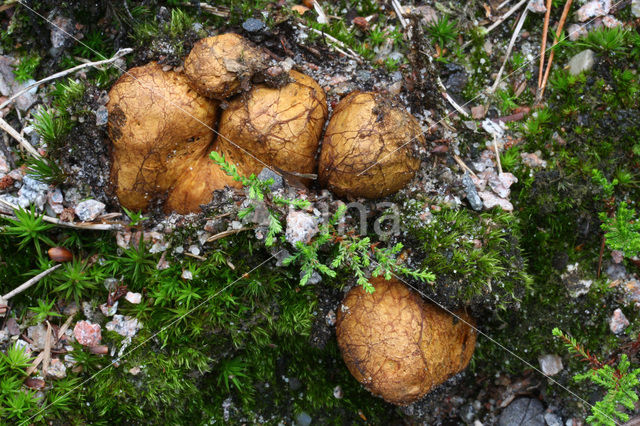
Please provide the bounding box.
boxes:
[106,33,476,405]
[106,33,425,214]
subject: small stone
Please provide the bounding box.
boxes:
[301,270,322,285]
[74,199,105,222]
[576,0,611,21]
[50,16,74,49]
[257,167,284,190]
[521,152,547,168]
[0,151,9,175]
[17,175,49,210]
[7,317,20,335]
[611,250,624,264]
[538,354,563,376]
[27,323,48,350]
[104,278,118,292]
[0,56,38,111]
[242,18,265,33]
[326,310,336,326]
[47,188,64,214]
[46,358,67,379]
[285,210,319,245]
[295,412,312,426]
[129,366,141,375]
[410,5,438,24]
[609,308,629,334]
[471,105,487,119]
[479,191,514,211]
[568,50,595,76]
[567,24,588,41]
[488,172,517,198]
[527,0,547,13]
[544,412,563,426]
[561,262,592,298]
[94,105,108,126]
[181,269,193,280]
[105,315,142,338]
[633,0,640,17]
[73,320,102,346]
[125,292,142,304]
[188,245,201,256]
[463,173,483,211]
[0,329,8,343]
[333,385,343,399]
[606,262,627,281]
[99,302,118,317]
[602,15,622,28]
[499,398,545,426]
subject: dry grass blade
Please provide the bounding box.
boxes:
[489,4,530,93]
[42,321,52,376]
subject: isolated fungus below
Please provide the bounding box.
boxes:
[336,277,476,405]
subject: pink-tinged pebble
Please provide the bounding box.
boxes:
[125,292,142,304]
[73,320,102,346]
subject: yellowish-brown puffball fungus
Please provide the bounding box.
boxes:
[107,62,237,213]
[336,277,476,406]
[318,91,425,199]
[184,33,268,99]
[217,70,328,178]
[108,34,426,214]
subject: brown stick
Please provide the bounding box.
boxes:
[2,264,61,300]
[537,0,574,102]
[538,0,553,89]
[0,116,41,158]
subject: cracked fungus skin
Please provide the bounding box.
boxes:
[336,277,476,406]
[184,33,267,99]
[318,92,425,199]
[217,70,328,178]
[107,62,238,213]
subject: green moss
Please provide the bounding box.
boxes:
[404,201,532,310]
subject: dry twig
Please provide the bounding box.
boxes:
[537,0,574,102]
[1,264,61,302]
[0,116,41,158]
[0,48,133,110]
[463,0,528,48]
[298,24,363,62]
[538,0,553,89]
[0,199,122,231]
[206,227,253,243]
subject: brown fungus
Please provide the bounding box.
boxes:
[107,62,239,213]
[107,34,425,215]
[184,33,268,99]
[318,91,425,199]
[336,277,476,406]
[217,70,328,178]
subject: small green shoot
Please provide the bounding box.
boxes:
[3,205,55,257]
[427,15,458,48]
[31,107,72,147]
[26,156,66,185]
[553,328,640,425]
[29,299,62,323]
[600,202,640,257]
[13,54,40,83]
